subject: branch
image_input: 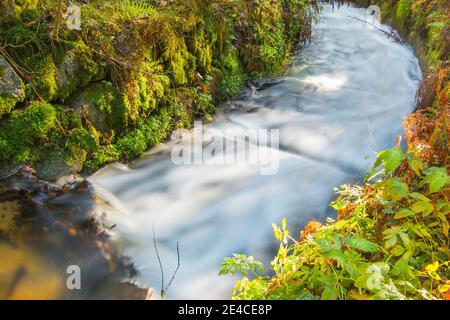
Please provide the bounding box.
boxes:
[152,225,181,298]
[152,224,165,296]
[163,241,181,295]
[348,16,405,44]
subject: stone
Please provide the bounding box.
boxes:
[0,57,25,117]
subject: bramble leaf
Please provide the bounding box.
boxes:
[344,235,378,253]
[373,146,404,174]
[419,167,449,193]
[382,178,409,201]
[394,208,415,219]
[411,200,434,217]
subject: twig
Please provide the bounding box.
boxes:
[348,16,405,44]
[152,224,165,296]
[0,21,43,50]
[152,225,181,298]
[163,241,180,295]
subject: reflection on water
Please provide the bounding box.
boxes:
[89,5,419,299]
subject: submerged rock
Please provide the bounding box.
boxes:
[0,168,151,299]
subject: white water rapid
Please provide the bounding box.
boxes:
[89,4,421,299]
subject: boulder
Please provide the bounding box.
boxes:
[0,57,25,118]
[66,82,116,134]
[55,49,106,101]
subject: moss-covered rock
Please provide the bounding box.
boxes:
[0,101,56,164]
[24,53,58,101]
[67,81,128,138]
[0,0,321,179]
[0,57,25,118]
[55,46,107,101]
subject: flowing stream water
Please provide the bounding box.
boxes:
[89,5,421,299]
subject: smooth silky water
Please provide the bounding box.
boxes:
[89,5,421,299]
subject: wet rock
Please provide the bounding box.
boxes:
[0,169,148,299]
[33,150,73,182]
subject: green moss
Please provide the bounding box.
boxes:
[77,81,129,134]
[0,0,320,174]
[126,60,170,121]
[85,145,120,169]
[0,96,19,119]
[213,49,247,102]
[0,101,56,163]
[163,32,196,86]
[395,0,411,23]
[12,0,39,14]
[55,43,105,101]
[115,106,173,160]
[25,54,57,101]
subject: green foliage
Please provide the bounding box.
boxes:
[419,167,449,193]
[112,0,158,21]
[375,0,449,69]
[220,254,265,278]
[86,106,175,168]
[222,147,450,300]
[395,0,411,23]
[373,146,404,175]
[214,49,247,102]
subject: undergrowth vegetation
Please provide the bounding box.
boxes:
[220,0,449,300]
[0,0,320,179]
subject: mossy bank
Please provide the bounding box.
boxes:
[0,0,320,180]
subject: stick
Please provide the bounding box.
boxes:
[152,225,181,298]
[163,241,181,295]
[152,225,165,297]
[348,16,405,43]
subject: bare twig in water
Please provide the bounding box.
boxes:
[152,225,181,298]
[164,241,181,295]
[152,225,164,296]
[348,16,405,43]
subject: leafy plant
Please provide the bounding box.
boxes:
[221,146,450,300]
[219,254,265,278]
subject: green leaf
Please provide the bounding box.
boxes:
[382,178,409,201]
[408,192,430,202]
[411,200,434,217]
[391,245,405,256]
[321,287,339,300]
[408,157,423,176]
[365,263,390,290]
[392,258,413,278]
[344,235,378,253]
[394,208,415,219]
[384,236,397,249]
[373,146,404,174]
[419,167,449,193]
[219,254,264,277]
